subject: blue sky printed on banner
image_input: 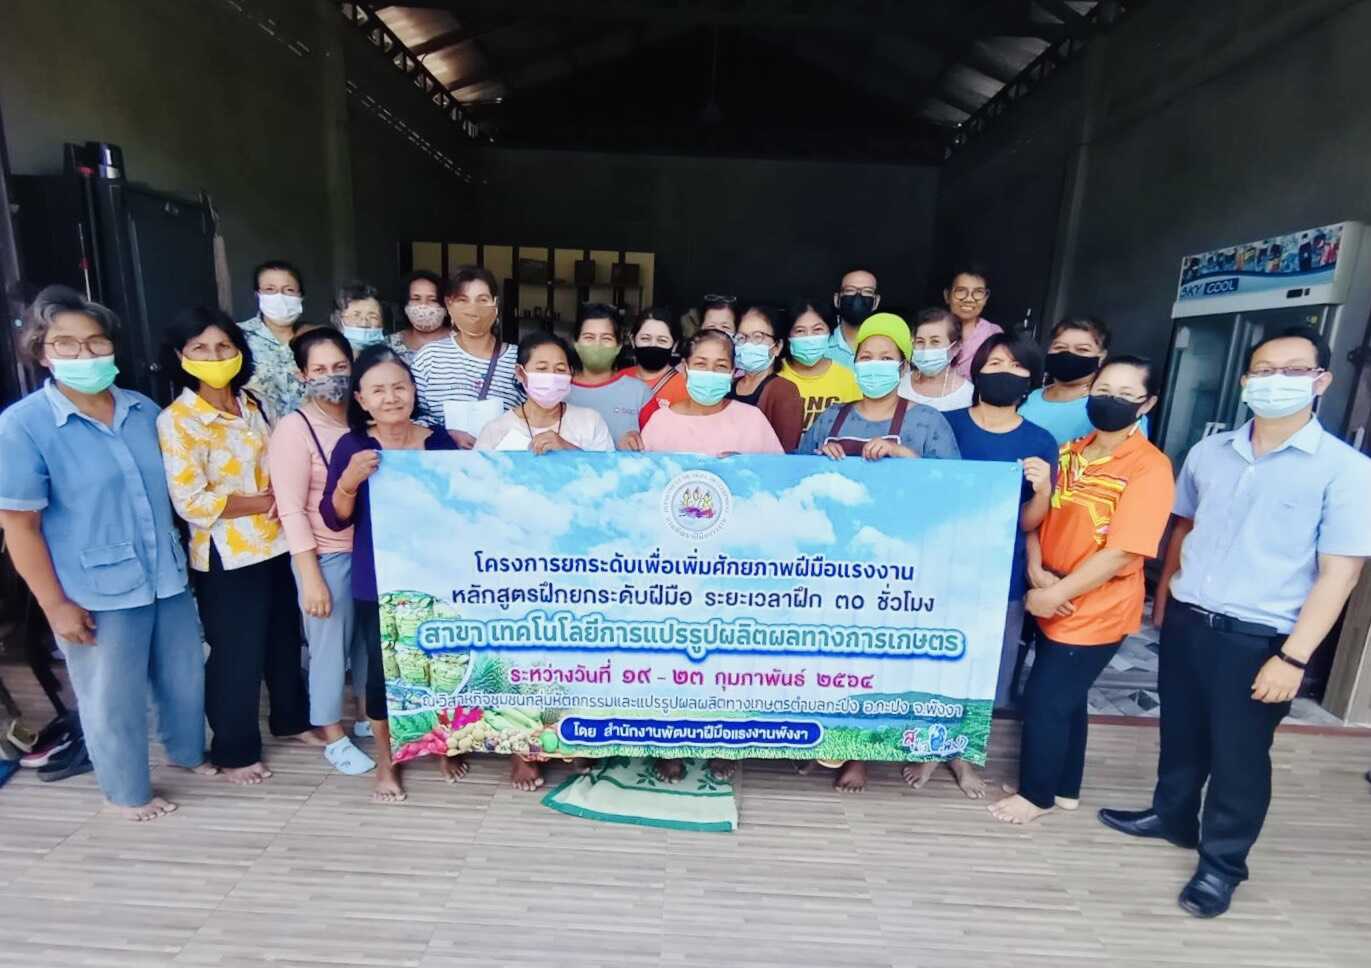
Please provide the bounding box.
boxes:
[371,451,1022,700]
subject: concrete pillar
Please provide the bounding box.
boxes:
[315,0,356,287]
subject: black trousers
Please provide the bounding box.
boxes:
[354,599,388,722]
[194,548,311,768]
[1151,602,1289,882]
[1018,632,1122,809]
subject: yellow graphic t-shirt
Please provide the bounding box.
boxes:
[157,388,287,571]
[779,360,862,430]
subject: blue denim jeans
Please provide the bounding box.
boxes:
[57,591,206,806]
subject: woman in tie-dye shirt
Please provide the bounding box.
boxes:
[157,307,316,784]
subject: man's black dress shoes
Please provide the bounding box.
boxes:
[1096,808,1199,849]
[1178,869,1239,918]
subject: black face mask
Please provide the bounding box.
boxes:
[1086,394,1142,432]
[837,294,877,326]
[1045,351,1100,384]
[634,345,673,371]
[974,371,1031,407]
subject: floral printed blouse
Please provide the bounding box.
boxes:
[238,316,304,422]
[387,330,416,366]
[156,388,287,571]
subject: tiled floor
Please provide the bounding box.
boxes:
[2,661,1370,968]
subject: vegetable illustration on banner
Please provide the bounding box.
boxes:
[369,451,1020,766]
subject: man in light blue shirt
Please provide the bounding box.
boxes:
[1099,326,1371,918]
[827,268,881,369]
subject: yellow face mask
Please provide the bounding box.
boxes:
[180,353,243,389]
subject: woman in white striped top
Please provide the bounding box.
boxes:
[411,266,523,447]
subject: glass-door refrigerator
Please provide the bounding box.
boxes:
[1157,221,1371,470]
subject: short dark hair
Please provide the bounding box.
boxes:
[253,260,304,294]
[331,282,390,330]
[1094,353,1158,398]
[969,332,1044,404]
[787,298,835,334]
[163,306,255,394]
[630,306,682,345]
[739,303,785,337]
[576,303,621,340]
[945,263,991,290]
[517,330,579,370]
[401,269,442,300]
[290,326,354,372]
[346,344,420,431]
[699,295,739,325]
[913,306,962,344]
[444,265,498,301]
[685,328,736,366]
[1050,315,1112,353]
[21,284,119,363]
[1244,325,1331,372]
[837,267,879,289]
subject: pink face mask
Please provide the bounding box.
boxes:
[524,371,572,408]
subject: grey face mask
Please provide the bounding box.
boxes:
[305,374,350,404]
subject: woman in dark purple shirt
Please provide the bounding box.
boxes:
[322,345,456,803]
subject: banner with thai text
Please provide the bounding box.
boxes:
[370,451,1020,766]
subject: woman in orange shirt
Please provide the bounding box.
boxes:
[990,356,1174,826]
[622,306,687,441]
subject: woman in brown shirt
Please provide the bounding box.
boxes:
[728,304,804,451]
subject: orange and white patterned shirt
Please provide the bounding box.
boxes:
[156,388,287,571]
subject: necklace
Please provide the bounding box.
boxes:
[520,403,564,440]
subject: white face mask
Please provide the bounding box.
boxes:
[1241,373,1318,419]
[259,292,303,323]
[405,303,447,333]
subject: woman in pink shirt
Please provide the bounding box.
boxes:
[267,328,374,776]
[944,265,1003,380]
[642,329,781,784]
[641,329,784,457]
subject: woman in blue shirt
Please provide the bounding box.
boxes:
[0,286,213,821]
[908,331,1057,798]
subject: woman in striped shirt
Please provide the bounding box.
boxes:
[411,266,523,447]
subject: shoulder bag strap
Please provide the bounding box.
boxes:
[477,342,504,401]
[295,408,329,464]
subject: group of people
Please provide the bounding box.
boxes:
[0,256,1367,921]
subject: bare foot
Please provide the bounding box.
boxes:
[438,754,469,783]
[176,762,219,777]
[707,758,736,781]
[510,755,545,792]
[901,761,937,789]
[223,762,271,785]
[988,793,1054,825]
[948,758,986,799]
[653,758,685,783]
[115,796,178,822]
[371,775,407,803]
[570,757,594,774]
[284,729,329,747]
[834,760,866,793]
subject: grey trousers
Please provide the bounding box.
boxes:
[293,552,368,726]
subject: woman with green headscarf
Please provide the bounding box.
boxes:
[797,312,962,792]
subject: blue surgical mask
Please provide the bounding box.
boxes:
[789,334,828,366]
[911,346,950,376]
[685,368,733,406]
[343,326,385,347]
[855,359,902,399]
[49,355,119,394]
[1242,373,1317,418]
[735,342,774,374]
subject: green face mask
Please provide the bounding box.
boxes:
[577,343,620,373]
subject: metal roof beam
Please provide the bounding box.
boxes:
[409,19,519,57]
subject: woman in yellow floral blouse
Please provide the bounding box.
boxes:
[156,307,316,784]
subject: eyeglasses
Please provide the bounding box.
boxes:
[1090,390,1149,405]
[1248,366,1322,378]
[839,287,878,299]
[703,294,737,304]
[342,312,382,326]
[951,287,989,301]
[733,333,776,347]
[45,335,115,358]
